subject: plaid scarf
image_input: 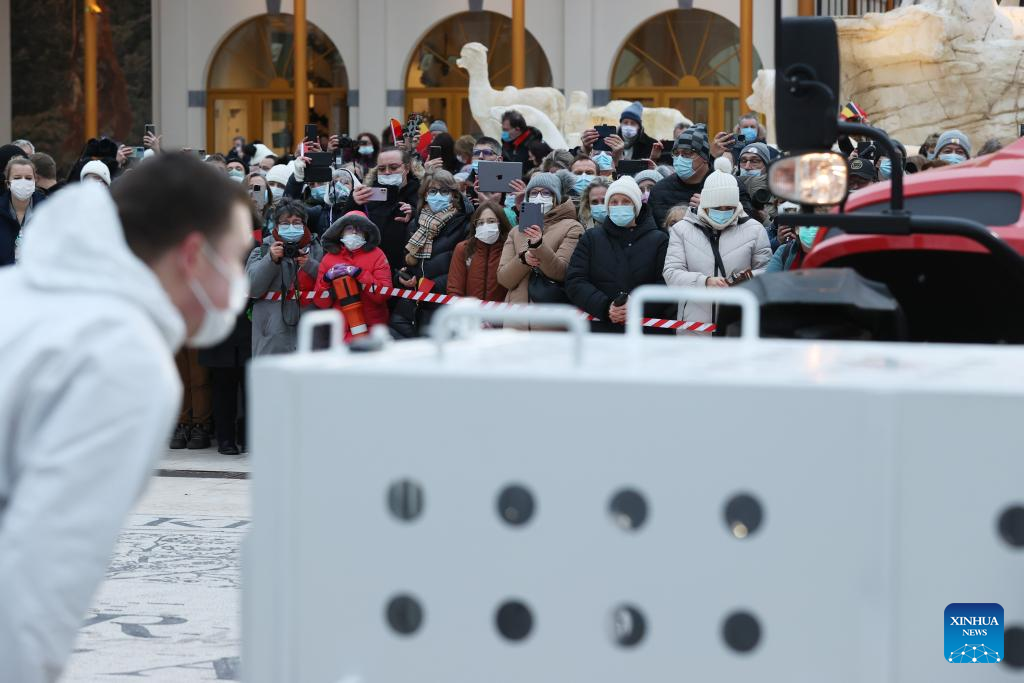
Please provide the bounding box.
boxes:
[406,203,457,264]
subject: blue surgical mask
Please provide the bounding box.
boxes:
[501,130,512,142]
[331,182,351,203]
[939,152,966,165]
[575,174,594,194]
[798,226,820,249]
[426,192,451,213]
[739,168,762,177]
[310,185,327,201]
[270,186,285,200]
[740,127,757,143]
[590,204,608,224]
[358,145,374,156]
[609,205,635,227]
[504,194,516,209]
[278,225,304,243]
[472,159,480,172]
[228,169,245,182]
[594,152,613,171]
[878,158,892,180]
[673,156,695,179]
[708,208,735,226]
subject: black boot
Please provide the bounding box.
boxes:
[169,424,188,450]
[187,424,211,450]
[218,441,240,456]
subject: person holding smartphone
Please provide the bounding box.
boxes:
[497,172,582,312]
[566,175,673,334]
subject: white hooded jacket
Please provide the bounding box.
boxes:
[0,183,185,682]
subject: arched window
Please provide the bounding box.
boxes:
[405,11,552,137]
[611,9,762,134]
[207,15,348,157]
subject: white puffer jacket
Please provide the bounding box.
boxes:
[663,210,772,326]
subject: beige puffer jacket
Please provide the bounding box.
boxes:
[497,199,583,304]
[663,210,771,327]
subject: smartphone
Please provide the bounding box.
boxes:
[594,124,617,152]
[133,146,145,160]
[305,123,318,142]
[429,145,442,160]
[145,123,156,137]
[519,202,544,232]
[615,160,647,178]
[367,187,388,202]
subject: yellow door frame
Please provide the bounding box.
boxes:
[207,88,348,155]
[611,86,744,135]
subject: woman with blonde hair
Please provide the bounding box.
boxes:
[578,176,612,230]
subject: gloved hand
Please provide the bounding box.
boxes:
[324,263,362,282]
[293,155,306,182]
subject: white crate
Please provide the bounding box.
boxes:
[244,296,1024,683]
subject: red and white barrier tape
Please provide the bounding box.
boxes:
[259,285,716,333]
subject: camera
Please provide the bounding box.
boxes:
[335,134,356,150]
[737,174,773,210]
[283,243,310,259]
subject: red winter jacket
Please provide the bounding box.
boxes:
[313,246,392,340]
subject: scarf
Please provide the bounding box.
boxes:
[406,203,457,265]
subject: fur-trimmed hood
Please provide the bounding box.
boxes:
[321,210,382,254]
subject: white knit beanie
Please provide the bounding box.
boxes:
[698,156,740,213]
[605,175,643,214]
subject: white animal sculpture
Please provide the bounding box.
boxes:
[485,105,567,150]
[456,42,567,134]
[747,70,776,144]
[565,91,692,145]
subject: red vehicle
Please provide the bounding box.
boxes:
[798,138,1024,343]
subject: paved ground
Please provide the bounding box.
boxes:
[62,449,250,682]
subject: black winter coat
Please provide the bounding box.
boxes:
[0,190,47,266]
[648,169,755,229]
[501,127,543,168]
[389,200,472,338]
[564,206,675,334]
[198,312,253,368]
[339,176,422,278]
[620,128,658,162]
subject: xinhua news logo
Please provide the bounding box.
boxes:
[945,603,1003,663]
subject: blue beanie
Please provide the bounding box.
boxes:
[620,101,644,125]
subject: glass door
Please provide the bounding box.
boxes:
[261,97,294,156]
[210,97,251,157]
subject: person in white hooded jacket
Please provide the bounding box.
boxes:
[663,156,772,329]
[0,153,253,682]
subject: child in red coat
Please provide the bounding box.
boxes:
[313,210,392,340]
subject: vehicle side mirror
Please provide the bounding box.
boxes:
[768,153,848,206]
[775,17,840,152]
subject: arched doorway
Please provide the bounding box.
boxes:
[207,15,348,157]
[405,11,552,137]
[611,9,762,135]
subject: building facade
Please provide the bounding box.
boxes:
[153,0,796,156]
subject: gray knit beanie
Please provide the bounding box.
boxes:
[525,172,562,203]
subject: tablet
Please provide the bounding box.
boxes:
[477,161,523,193]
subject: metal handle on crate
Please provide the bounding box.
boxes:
[296,309,345,353]
[430,301,588,365]
[625,285,761,341]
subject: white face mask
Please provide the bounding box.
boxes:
[529,194,553,214]
[10,178,35,201]
[620,124,639,140]
[378,172,404,186]
[270,186,284,201]
[475,221,500,245]
[341,233,367,251]
[187,241,249,348]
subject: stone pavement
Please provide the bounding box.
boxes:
[62,448,250,682]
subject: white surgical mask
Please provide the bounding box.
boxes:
[620,124,639,140]
[341,234,367,251]
[529,194,553,214]
[10,178,35,201]
[270,186,285,200]
[378,173,403,186]
[475,221,500,245]
[188,242,249,348]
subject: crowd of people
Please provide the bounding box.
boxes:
[0,104,991,454]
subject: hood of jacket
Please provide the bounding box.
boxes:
[546,198,578,224]
[17,182,185,350]
[320,214,382,252]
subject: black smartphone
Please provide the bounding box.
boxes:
[616,160,647,178]
[304,123,318,142]
[519,202,544,232]
[429,145,442,160]
[145,123,156,137]
[594,124,617,152]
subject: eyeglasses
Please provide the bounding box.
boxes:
[377,163,404,173]
[426,189,451,197]
[472,148,498,158]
